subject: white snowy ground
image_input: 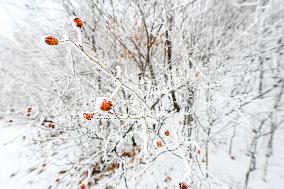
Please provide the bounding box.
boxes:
[0,119,66,189]
[0,121,44,189]
[1,118,284,189]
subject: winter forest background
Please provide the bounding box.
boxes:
[0,0,284,188]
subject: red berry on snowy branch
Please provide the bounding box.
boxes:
[74,17,83,28]
[179,182,189,189]
[26,106,32,116]
[48,123,55,129]
[164,130,170,136]
[154,139,163,148]
[83,113,93,120]
[27,107,32,113]
[100,99,113,112]
[80,184,86,189]
[45,36,59,45]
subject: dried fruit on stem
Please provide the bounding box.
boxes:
[179,182,189,189]
[154,139,163,148]
[45,36,59,45]
[164,130,170,136]
[26,106,32,116]
[83,113,93,120]
[100,99,113,112]
[74,17,83,28]
[48,123,55,128]
[80,184,86,189]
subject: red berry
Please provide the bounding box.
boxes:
[179,182,189,189]
[48,123,55,128]
[100,99,113,112]
[164,130,170,136]
[26,107,32,116]
[27,107,32,113]
[81,184,86,189]
[156,140,163,148]
[83,113,93,120]
[45,36,59,45]
[74,17,83,28]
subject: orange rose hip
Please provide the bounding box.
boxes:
[100,99,113,111]
[74,17,83,28]
[83,113,93,120]
[45,36,59,45]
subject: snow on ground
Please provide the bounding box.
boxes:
[0,121,34,188]
[0,120,59,189]
[1,117,284,188]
